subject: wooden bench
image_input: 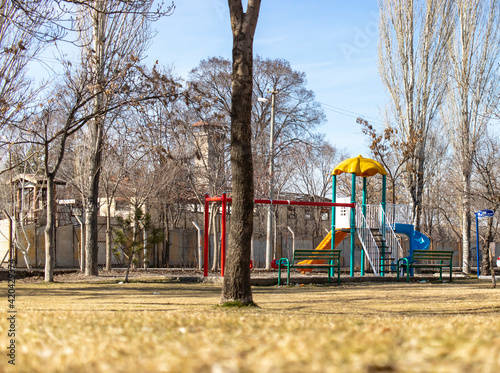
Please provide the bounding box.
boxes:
[278,249,342,285]
[397,249,454,282]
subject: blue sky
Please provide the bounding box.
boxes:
[147,0,387,156]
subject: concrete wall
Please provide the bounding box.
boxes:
[0,219,10,265]
[2,215,488,271]
[55,224,79,268]
[168,229,198,267]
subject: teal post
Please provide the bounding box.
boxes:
[381,175,387,276]
[331,175,337,249]
[331,175,337,278]
[361,177,367,276]
[350,173,356,277]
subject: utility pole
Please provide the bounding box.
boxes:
[265,90,278,269]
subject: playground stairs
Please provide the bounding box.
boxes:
[370,230,396,272]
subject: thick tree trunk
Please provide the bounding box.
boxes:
[221,0,261,305]
[44,177,56,282]
[84,199,99,275]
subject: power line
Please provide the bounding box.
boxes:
[287,94,384,125]
[319,102,383,125]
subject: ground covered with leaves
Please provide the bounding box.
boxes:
[1,279,500,372]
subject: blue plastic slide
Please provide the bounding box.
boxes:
[392,223,430,275]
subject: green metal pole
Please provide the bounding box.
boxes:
[381,175,387,217]
[350,173,356,277]
[331,175,336,250]
[361,177,367,276]
[331,175,337,278]
[381,175,387,276]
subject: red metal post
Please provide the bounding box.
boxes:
[203,194,209,277]
[221,192,227,277]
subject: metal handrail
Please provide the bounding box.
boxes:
[364,204,382,229]
[380,207,404,263]
[355,204,380,275]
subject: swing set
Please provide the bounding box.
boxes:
[202,193,355,277]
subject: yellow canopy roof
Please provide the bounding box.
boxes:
[332,155,387,177]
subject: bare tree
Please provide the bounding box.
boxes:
[419,128,449,238]
[378,0,453,231]
[0,0,63,173]
[188,56,325,199]
[221,0,261,305]
[285,137,346,238]
[100,116,134,271]
[71,0,174,276]
[445,0,500,274]
[286,137,344,200]
[24,70,112,281]
[358,117,407,205]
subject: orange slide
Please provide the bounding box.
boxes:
[298,230,348,273]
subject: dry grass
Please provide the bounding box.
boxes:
[1,279,500,373]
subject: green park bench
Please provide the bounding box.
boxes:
[397,249,455,282]
[278,249,342,286]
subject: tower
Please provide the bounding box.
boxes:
[192,121,227,194]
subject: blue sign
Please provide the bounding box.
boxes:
[477,209,494,218]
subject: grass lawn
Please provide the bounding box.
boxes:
[1,278,500,372]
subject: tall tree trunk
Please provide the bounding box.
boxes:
[85,116,103,276]
[84,2,106,276]
[105,202,112,271]
[413,154,425,232]
[43,113,71,281]
[132,212,139,269]
[162,204,169,267]
[142,205,148,269]
[461,169,471,274]
[460,87,471,275]
[221,0,261,305]
[44,177,56,282]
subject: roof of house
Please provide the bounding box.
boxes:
[11,174,67,186]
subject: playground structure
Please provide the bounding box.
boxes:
[204,155,431,278]
[331,155,431,277]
